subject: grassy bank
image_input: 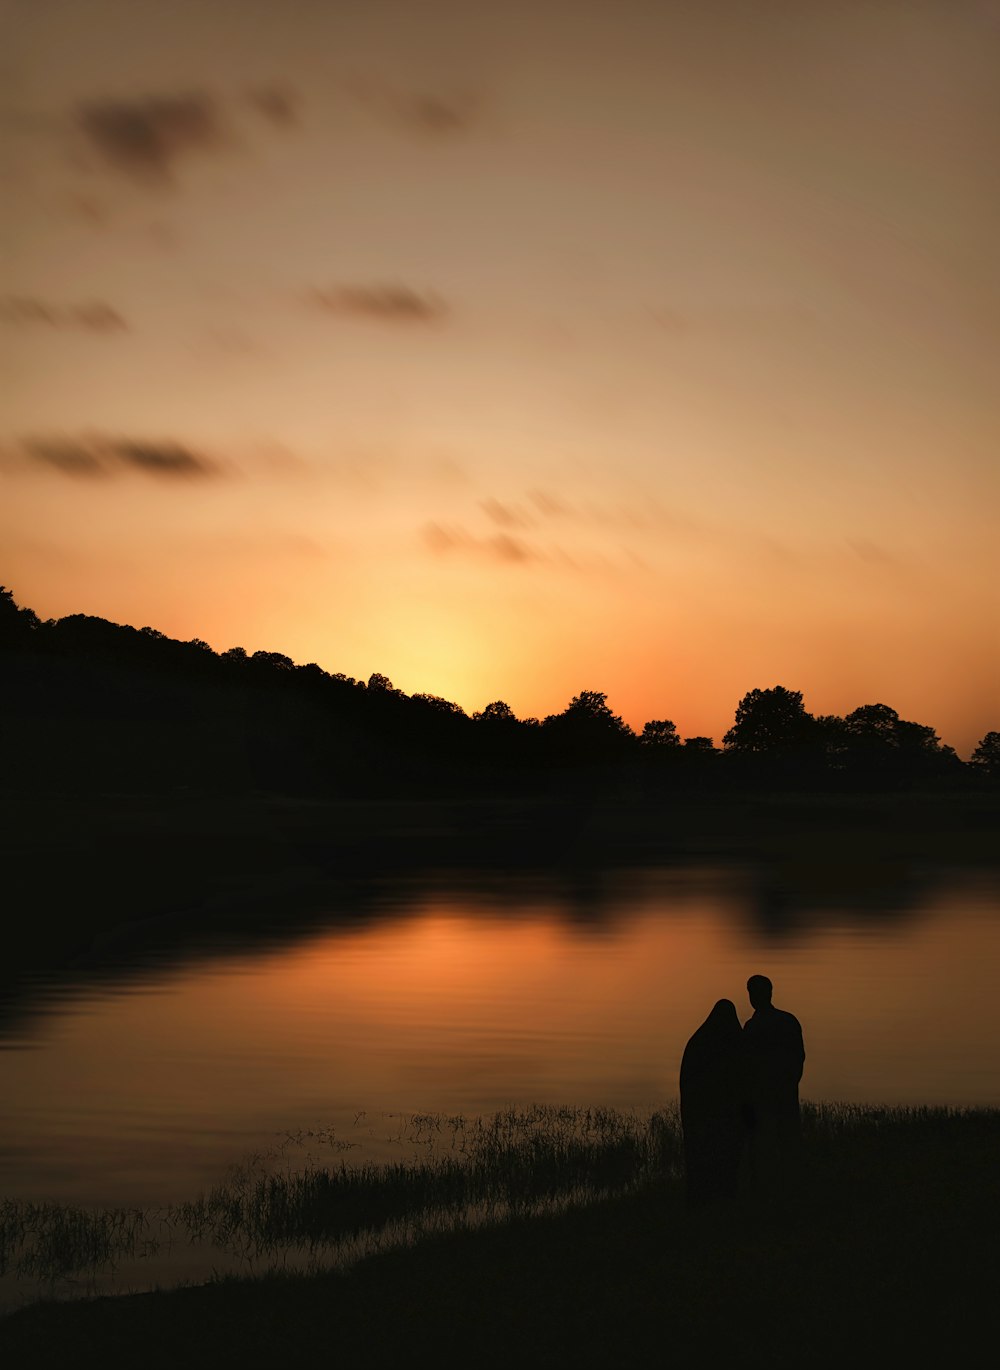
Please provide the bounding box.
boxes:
[3,1103,999,1366]
[1,1107,681,1291]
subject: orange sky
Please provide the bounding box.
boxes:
[2,0,998,753]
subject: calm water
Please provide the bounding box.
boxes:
[3,862,999,1220]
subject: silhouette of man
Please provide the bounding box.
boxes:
[742,974,805,1192]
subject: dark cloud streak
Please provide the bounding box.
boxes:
[23,438,105,477]
[71,302,128,332]
[311,283,448,324]
[480,497,534,529]
[397,91,480,136]
[1,296,128,332]
[348,79,481,137]
[113,440,211,476]
[246,85,298,128]
[0,296,57,326]
[76,93,225,184]
[21,435,215,479]
[422,522,541,565]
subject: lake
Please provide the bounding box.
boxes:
[3,860,998,1219]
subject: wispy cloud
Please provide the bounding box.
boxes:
[113,440,212,476]
[0,295,128,333]
[528,490,574,518]
[1,297,58,327]
[423,522,541,565]
[310,283,448,324]
[420,485,716,578]
[21,435,215,478]
[76,93,226,185]
[348,79,482,138]
[480,497,535,530]
[21,438,104,477]
[394,90,480,136]
[245,85,298,129]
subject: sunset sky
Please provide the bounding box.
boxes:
[3,0,998,753]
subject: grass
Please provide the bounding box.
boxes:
[0,1105,682,1289]
[180,1105,680,1260]
[0,1200,151,1283]
[2,1103,999,1367]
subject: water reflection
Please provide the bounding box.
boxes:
[742,855,937,939]
[0,856,958,1038]
[0,863,998,1221]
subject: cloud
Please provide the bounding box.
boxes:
[423,522,465,554]
[311,283,448,324]
[524,486,706,541]
[246,85,298,128]
[22,438,105,477]
[21,435,215,478]
[71,302,128,332]
[421,484,715,579]
[395,91,480,136]
[422,522,541,565]
[112,440,211,476]
[0,295,127,332]
[480,497,535,530]
[76,93,225,184]
[349,80,481,137]
[528,489,574,518]
[0,296,57,326]
[421,518,635,574]
[490,533,534,563]
[1,295,128,332]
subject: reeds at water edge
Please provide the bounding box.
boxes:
[3,1101,998,1300]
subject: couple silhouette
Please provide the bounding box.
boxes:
[679,975,805,1208]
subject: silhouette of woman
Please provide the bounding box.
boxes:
[679,999,746,1208]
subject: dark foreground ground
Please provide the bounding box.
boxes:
[4,1109,999,1369]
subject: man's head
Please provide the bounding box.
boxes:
[747,975,773,1010]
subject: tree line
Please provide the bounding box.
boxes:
[2,587,997,796]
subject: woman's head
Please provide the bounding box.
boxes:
[705,998,741,1032]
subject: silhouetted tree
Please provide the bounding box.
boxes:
[971,731,1000,780]
[842,702,955,783]
[541,690,634,771]
[845,703,900,744]
[296,662,328,684]
[723,687,815,754]
[812,713,850,769]
[0,586,40,645]
[640,719,681,748]
[473,700,518,724]
[561,691,632,736]
[411,693,467,717]
[0,587,982,800]
[252,649,294,671]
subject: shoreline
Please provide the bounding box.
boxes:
[2,1101,997,1365]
